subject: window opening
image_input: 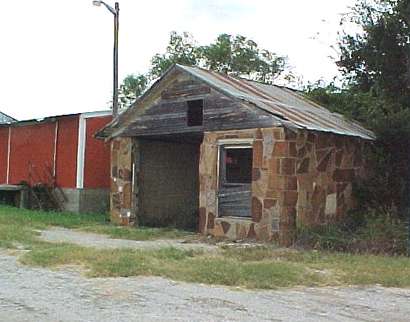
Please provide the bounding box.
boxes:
[187,99,203,126]
[224,147,252,184]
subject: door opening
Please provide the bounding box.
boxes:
[218,144,253,218]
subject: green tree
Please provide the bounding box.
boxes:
[150,32,199,79]
[118,74,148,109]
[307,0,410,215]
[198,34,287,83]
[118,31,288,108]
[338,0,409,104]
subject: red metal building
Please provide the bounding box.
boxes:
[0,111,112,213]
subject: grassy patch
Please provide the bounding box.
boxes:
[0,205,192,242]
[278,250,410,287]
[20,244,410,289]
[0,205,106,230]
[20,245,315,289]
[2,205,410,289]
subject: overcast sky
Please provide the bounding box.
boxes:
[0,0,356,120]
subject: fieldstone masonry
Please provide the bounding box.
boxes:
[294,129,366,228]
[111,127,367,246]
[110,137,136,226]
[199,128,296,245]
[198,127,366,246]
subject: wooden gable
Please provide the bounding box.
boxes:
[118,70,280,137]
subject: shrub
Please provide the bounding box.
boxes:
[297,211,408,255]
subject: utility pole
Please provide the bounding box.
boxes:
[113,2,119,117]
[93,1,120,117]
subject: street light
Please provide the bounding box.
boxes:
[93,1,119,117]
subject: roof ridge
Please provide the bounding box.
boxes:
[100,64,375,140]
[176,64,375,140]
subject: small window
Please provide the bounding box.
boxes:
[225,148,253,184]
[187,99,203,126]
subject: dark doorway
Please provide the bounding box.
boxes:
[218,145,253,218]
[138,135,201,230]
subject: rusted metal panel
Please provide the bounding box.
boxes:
[177,65,375,140]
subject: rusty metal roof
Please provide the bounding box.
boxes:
[177,65,375,140]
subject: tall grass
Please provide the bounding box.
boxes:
[297,212,408,255]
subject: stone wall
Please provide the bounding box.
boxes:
[110,137,136,225]
[199,128,298,245]
[294,130,366,227]
[199,127,367,246]
[110,128,367,246]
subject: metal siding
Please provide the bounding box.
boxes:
[55,116,79,188]
[0,128,9,183]
[83,116,112,189]
[9,123,55,185]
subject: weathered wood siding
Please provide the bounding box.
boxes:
[120,74,279,137]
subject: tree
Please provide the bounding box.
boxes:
[307,0,410,215]
[149,32,199,79]
[118,74,148,109]
[198,34,287,83]
[118,31,288,108]
[338,0,410,105]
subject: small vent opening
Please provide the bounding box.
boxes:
[187,99,203,127]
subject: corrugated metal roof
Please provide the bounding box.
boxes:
[0,111,16,124]
[177,65,375,140]
[0,110,111,128]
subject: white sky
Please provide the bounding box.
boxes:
[0,0,355,120]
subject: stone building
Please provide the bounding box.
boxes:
[98,64,374,245]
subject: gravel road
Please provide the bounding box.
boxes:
[1,250,410,322]
[40,227,217,252]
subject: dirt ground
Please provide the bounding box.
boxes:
[1,249,410,322]
[40,227,218,251]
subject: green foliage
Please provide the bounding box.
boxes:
[305,82,380,123]
[338,0,410,104]
[118,31,288,108]
[198,34,287,83]
[150,31,200,79]
[119,74,148,109]
[297,211,408,255]
[306,0,410,215]
[356,108,410,213]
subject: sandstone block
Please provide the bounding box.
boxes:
[252,197,263,222]
[280,158,296,175]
